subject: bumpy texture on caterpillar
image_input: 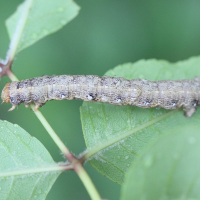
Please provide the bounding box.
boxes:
[1,75,200,117]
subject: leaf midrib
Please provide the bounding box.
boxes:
[85,110,179,160]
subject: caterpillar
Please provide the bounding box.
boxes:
[1,75,200,117]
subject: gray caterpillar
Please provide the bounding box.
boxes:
[1,75,200,117]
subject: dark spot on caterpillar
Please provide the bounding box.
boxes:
[29,78,34,87]
[171,100,179,106]
[68,92,71,96]
[10,97,15,103]
[145,99,152,105]
[55,92,68,99]
[50,78,56,85]
[89,93,97,100]
[43,76,52,84]
[17,82,20,89]
[24,80,29,86]
[114,96,123,103]
[85,93,97,101]
[139,98,152,106]
[73,77,76,84]
[60,93,68,99]
[18,81,25,89]
[192,100,198,107]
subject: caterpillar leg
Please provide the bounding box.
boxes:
[33,104,40,111]
[184,107,196,118]
[8,105,17,111]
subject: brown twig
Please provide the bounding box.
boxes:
[0,61,14,78]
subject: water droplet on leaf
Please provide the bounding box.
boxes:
[125,155,129,159]
[165,71,172,78]
[188,137,196,144]
[57,7,64,12]
[31,33,38,39]
[42,29,48,35]
[143,154,153,168]
[173,152,179,159]
[60,19,67,25]
[139,74,144,79]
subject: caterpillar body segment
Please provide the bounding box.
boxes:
[2,75,200,117]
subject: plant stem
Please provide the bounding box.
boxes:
[33,108,73,156]
[7,69,18,81]
[74,163,101,200]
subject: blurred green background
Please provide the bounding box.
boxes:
[1,0,200,199]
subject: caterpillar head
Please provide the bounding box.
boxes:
[1,83,10,103]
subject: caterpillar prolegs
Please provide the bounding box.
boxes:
[1,75,200,117]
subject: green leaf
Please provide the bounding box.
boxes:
[0,120,61,200]
[121,124,200,200]
[6,0,80,53]
[80,57,200,184]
